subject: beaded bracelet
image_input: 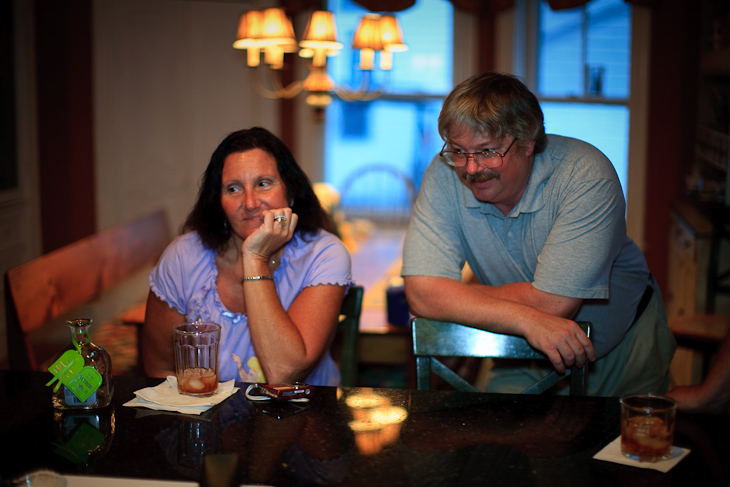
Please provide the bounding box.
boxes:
[241,275,274,283]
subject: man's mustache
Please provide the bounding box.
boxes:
[463,171,500,184]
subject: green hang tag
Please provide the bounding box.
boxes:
[46,350,102,402]
[46,350,85,392]
[66,367,103,403]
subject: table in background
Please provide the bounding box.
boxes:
[1,371,729,487]
[349,228,414,387]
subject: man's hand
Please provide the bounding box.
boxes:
[405,275,596,374]
[521,315,596,373]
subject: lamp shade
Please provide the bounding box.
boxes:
[258,8,297,52]
[233,10,262,49]
[303,69,336,92]
[300,11,342,50]
[233,11,264,66]
[352,14,384,51]
[300,11,342,68]
[379,15,408,52]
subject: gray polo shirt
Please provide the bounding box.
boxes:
[402,135,649,357]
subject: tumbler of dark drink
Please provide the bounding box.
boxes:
[620,394,677,462]
[173,322,221,397]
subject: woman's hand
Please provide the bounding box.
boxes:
[241,207,298,263]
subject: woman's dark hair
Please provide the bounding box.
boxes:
[184,127,334,252]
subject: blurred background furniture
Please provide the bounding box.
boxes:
[667,202,730,386]
[332,285,364,387]
[4,210,170,373]
[340,164,417,228]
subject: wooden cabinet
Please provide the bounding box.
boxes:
[666,203,714,319]
[666,0,730,388]
[666,202,728,387]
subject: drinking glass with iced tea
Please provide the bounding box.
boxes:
[620,394,677,462]
[173,322,221,397]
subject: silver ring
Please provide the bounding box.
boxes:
[274,215,287,225]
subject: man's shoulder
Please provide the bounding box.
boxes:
[543,135,617,180]
[545,134,604,158]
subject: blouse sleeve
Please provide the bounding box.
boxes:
[302,232,354,288]
[148,233,210,315]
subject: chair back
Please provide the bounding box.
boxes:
[411,318,592,395]
[340,165,417,227]
[334,285,364,387]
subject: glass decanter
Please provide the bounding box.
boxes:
[52,319,114,410]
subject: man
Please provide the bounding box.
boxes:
[402,72,676,396]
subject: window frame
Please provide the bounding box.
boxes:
[515,0,649,250]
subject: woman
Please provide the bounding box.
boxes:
[142,127,353,386]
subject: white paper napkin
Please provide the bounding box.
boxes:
[593,436,690,472]
[123,376,238,415]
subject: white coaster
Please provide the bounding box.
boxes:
[593,436,690,472]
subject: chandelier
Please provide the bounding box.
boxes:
[233,8,408,109]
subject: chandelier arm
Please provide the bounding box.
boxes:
[271,70,306,98]
[249,68,304,99]
[334,83,385,102]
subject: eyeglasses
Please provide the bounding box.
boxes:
[439,137,516,168]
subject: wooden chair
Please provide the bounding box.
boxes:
[334,285,364,387]
[5,210,170,371]
[412,318,592,396]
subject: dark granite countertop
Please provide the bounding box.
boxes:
[1,371,728,486]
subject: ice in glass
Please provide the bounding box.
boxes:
[173,322,221,397]
[620,394,677,462]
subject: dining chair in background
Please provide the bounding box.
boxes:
[339,165,417,228]
[333,285,364,387]
[411,318,592,396]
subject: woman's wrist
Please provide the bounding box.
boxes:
[242,252,271,269]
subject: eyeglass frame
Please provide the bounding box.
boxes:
[439,137,516,168]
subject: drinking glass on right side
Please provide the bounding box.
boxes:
[620,393,677,462]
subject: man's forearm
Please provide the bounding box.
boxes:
[404,276,544,336]
[470,281,582,319]
[404,275,596,372]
